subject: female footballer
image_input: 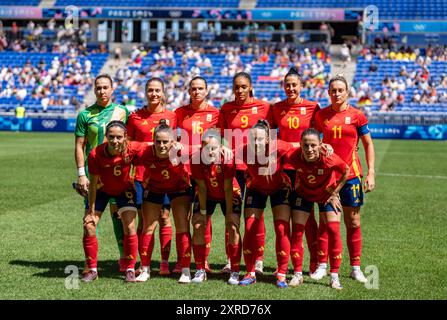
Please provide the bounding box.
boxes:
[190,129,243,285]
[286,128,350,289]
[136,120,193,284]
[127,77,177,276]
[218,72,273,275]
[82,121,144,283]
[313,74,375,283]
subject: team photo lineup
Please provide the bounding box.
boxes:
[75,70,374,290]
[0,0,446,302]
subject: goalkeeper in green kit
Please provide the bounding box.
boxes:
[74,74,130,273]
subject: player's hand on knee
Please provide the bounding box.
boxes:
[326,193,342,213]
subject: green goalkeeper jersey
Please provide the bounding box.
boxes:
[75,102,129,168]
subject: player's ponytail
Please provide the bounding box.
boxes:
[154,118,174,140]
[251,119,271,140]
[285,66,304,85]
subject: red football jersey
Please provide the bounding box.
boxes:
[190,152,237,201]
[271,99,320,169]
[314,105,368,180]
[286,148,349,203]
[235,139,292,195]
[88,141,145,196]
[138,146,190,194]
[218,99,273,170]
[127,107,177,143]
[175,104,220,146]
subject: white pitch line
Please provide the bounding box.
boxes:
[378,173,447,180]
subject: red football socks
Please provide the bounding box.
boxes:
[193,244,206,270]
[347,225,362,266]
[227,242,242,272]
[243,216,258,273]
[256,214,266,261]
[176,232,191,268]
[305,210,319,273]
[159,225,172,262]
[291,223,305,273]
[205,216,213,260]
[317,219,329,264]
[274,220,291,275]
[83,235,98,269]
[139,233,155,267]
[123,234,138,270]
[327,221,343,273]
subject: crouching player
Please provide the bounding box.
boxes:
[136,119,193,283]
[237,120,293,288]
[190,129,243,285]
[82,121,144,283]
[286,128,350,289]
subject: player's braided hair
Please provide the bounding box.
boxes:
[233,72,254,97]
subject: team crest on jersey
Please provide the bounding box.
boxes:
[216,165,222,173]
[124,156,130,164]
[318,169,324,175]
[345,117,351,124]
[252,107,258,114]
[301,107,306,115]
[206,114,212,122]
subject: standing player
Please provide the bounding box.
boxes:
[286,128,350,289]
[127,78,177,276]
[190,129,243,285]
[74,74,129,273]
[82,121,144,283]
[313,75,375,283]
[237,120,293,288]
[271,67,320,275]
[136,120,193,283]
[175,76,221,273]
[218,72,272,275]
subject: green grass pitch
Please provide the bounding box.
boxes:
[0,132,446,300]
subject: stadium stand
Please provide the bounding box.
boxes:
[112,45,331,110]
[352,46,447,113]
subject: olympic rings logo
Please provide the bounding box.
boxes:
[41,120,58,129]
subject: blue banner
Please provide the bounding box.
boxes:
[369,124,447,140]
[0,117,75,133]
[399,22,447,33]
